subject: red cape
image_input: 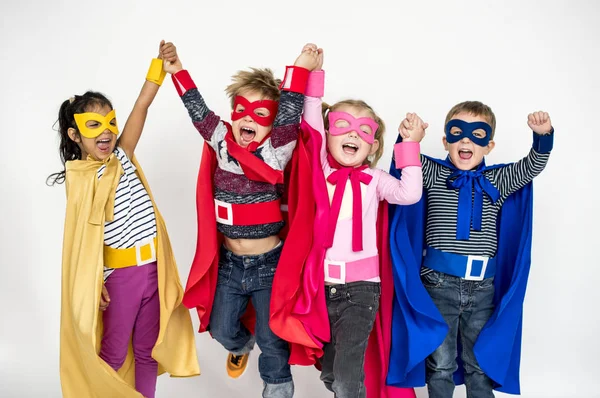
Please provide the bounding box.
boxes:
[270,121,416,398]
[181,139,259,332]
[181,139,220,332]
[182,123,303,334]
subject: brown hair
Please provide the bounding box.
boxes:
[322,99,386,167]
[444,101,497,139]
[225,68,282,108]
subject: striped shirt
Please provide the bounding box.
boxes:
[422,148,549,257]
[99,147,157,279]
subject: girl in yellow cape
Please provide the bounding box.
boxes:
[48,41,200,398]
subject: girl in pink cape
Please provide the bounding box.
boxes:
[270,45,425,398]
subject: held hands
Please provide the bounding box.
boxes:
[158,40,323,73]
[294,43,322,71]
[99,284,110,311]
[527,111,553,135]
[159,40,183,74]
[310,43,324,71]
[399,112,428,143]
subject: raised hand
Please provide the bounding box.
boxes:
[160,40,183,74]
[294,43,321,71]
[315,47,324,71]
[398,112,428,142]
[527,111,552,135]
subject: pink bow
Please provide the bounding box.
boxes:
[325,154,373,252]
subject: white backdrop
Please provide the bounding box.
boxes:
[1,0,598,397]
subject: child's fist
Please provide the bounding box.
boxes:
[527,111,552,135]
[399,112,428,143]
[294,43,322,71]
[315,47,324,71]
[99,284,110,311]
[159,40,183,74]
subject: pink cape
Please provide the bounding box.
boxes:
[270,121,416,398]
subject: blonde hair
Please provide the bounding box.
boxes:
[322,99,386,167]
[225,68,282,108]
[444,101,497,139]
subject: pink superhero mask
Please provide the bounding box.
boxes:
[327,111,379,144]
[231,96,278,127]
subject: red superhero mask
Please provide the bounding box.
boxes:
[231,96,278,127]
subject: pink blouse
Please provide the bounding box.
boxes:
[303,72,423,283]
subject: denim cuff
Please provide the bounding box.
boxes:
[262,377,294,386]
[229,334,255,355]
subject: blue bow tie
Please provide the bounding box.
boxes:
[445,159,500,240]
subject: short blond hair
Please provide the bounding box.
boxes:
[322,99,386,167]
[445,101,497,139]
[225,68,281,108]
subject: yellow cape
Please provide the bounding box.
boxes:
[59,153,200,398]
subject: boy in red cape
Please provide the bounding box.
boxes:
[162,43,320,397]
[270,50,420,398]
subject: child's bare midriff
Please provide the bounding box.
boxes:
[224,235,281,256]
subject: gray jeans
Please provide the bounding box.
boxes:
[320,281,380,398]
[421,268,496,398]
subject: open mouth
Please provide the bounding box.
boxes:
[240,127,256,144]
[342,142,359,155]
[458,149,473,160]
[96,137,112,152]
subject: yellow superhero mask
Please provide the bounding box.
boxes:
[74,109,119,138]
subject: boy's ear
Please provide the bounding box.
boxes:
[485,140,496,154]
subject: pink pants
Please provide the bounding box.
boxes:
[99,262,160,398]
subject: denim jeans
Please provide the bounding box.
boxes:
[209,244,293,398]
[320,281,380,398]
[421,268,495,398]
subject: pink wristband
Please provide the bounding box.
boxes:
[305,70,325,97]
[394,141,421,168]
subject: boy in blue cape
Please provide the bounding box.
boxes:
[387,102,554,397]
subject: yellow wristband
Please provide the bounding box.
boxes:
[146,58,166,86]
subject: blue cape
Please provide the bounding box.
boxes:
[386,151,533,395]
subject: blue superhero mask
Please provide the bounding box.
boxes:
[445,119,492,147]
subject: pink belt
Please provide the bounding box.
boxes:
[324,255,379,284]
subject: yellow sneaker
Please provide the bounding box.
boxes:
[226,352,249,379]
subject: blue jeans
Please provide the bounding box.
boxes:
[421,268,495,398]
[209,244,293,397]
[320,281,381,398]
